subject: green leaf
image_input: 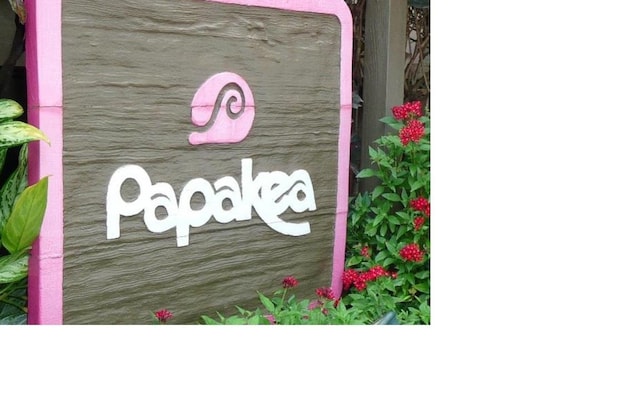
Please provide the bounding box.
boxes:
[0,144,28,233]
[382,193,401,202]
[372,213,386,227]
[374,250,390,263]
[378,116,404,131]
[258,292,275,314]
[225,316,250,325]
[385,241,397,255]
[380,223,387,237]
[409,164,418,177]
[356,168,377,179]
[0,99,24,120]
[346,256,361,267]
[415,270,430,279]
[2,177,48,254]
[397,225,408,238]
[0,313,27,325]
[199,315,218,325]
[0,120,50,148]
[0,252,28,283]
[371,186,384,200]
[414,283,430,294]
[386,215,400,225]
[379,116,398,125]
[365,226,377,237]
[410,179,425,192]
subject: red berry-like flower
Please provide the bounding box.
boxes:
[316,287,336,301]
[399,243,425,262]
[392,105,409,120]
[343,265,395,293]
[354,275,368,291]
[399,119,425,146]
[342,269,360,291]
[360,246,370,258]
[368,265,386,279]
[154,309,173,324]
[410,197,430,213]
[405,100,423,118]
[282,276,298,289]
[414,216,425,231]
[391,101,423,121]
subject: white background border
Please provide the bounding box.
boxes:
[5,0,640,398]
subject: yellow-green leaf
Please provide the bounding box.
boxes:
[1,177,48,254]
[0,98,24,120]
[0,252,28,283]
[0,121,50,148]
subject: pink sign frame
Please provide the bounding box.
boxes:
[24,0,353,324]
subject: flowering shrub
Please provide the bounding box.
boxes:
[342,100,430,324]
[200,276,370,325]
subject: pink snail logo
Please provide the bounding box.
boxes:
[189,72,256,145]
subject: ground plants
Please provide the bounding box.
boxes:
[200,276,372,325]
[342,100,430,324]
[0,98,49,325]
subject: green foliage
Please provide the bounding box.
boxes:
[342,101,430,324]
[0,99,49,325]
[200,284,373,325]
[2,177,48,254]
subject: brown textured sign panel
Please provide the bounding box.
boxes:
[61,0,344,323]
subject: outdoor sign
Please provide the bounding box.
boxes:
[25,0,353,324]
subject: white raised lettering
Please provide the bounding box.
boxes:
[105,158,317,247]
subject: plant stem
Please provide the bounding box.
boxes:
[0,281,18,302]
[278,288,288,316]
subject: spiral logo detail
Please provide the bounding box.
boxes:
[189,72,255,145]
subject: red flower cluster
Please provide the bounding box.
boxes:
[410,197,430,216]
[315,287,335,301]
[399,120,425,146]
[392,105,409,120]
[392,101,426,146]
[405,100,423,118]
[282,276,298,289]
[343,265,396,292]
[392,100,423,120]
[414,216,425,231]
[154,309,173,323]
[399,243,424,262]
[360,246,370,258]
[343,269,360,289]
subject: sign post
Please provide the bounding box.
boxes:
[26,0,352,324]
